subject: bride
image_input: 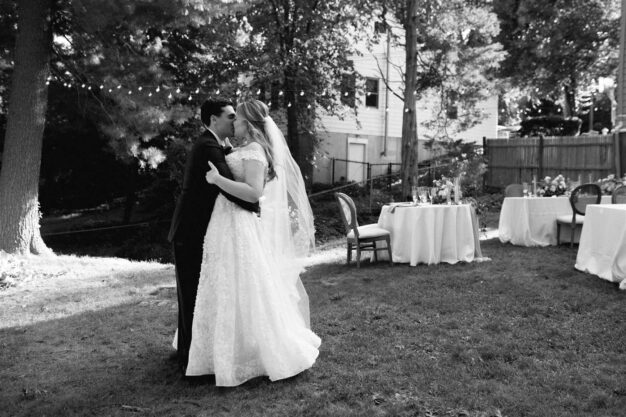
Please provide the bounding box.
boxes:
[185,99,320,386]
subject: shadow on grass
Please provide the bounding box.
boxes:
[1,239,625,417]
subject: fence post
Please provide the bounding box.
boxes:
[387,163,392,190]
[538,134,544,180]
[367,162,374,214]
[482,136,488,190]
[614,131,622,177]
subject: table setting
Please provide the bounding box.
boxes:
[499,174,613,247]
[378,178,489,266]
[575,204,626,290]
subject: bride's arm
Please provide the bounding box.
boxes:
[206,159,264,203]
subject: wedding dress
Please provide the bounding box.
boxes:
[185,144,321,386]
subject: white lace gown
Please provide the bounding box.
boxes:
[185,144,321,386]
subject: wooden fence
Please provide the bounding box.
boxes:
[484,134,621,188]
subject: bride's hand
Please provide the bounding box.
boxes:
[206,161,221,184]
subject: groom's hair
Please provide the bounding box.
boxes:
[201,99,233,127]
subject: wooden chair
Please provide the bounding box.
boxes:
[556,183,601,247]
[334,192,393,267]
[504,183,524,197]
[612,184,626,204]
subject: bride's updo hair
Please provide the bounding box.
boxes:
[237,100,276,181]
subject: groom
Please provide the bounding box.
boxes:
[168,99,259,373]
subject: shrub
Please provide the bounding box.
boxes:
[518,116,582,137]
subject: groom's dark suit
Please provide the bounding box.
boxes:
[168,130,259,370]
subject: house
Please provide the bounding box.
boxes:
[312,32,498,185]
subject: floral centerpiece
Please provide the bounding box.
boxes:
[536,174,567,197]
[597,174,626,195]
[431,176,459,204]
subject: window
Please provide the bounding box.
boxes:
[365,78,379,108]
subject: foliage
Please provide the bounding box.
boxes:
[234,0,373,171]
[596,174,626,195]
[381,0,505,139]
[424,139,487,197]
[493,0,620,115]
[518,115,582,137]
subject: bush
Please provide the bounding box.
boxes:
[519,116,582,137]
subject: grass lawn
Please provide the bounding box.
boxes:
[1,239,624,417]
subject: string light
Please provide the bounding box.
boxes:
[45,75,376,106]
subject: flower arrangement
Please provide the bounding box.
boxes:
[536,174,567,197]
[431,177,453,204]
[597,174,626,195]
[431,176,464,204]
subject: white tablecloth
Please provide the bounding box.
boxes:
[498,196,611,247]
[377,203,480,266]
[575,204,626,290]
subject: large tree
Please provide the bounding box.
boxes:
[378,0,504,196]
[494,0,620,116]
[0,0,253,255]
[233,0,373,178]
[0,0,54,255]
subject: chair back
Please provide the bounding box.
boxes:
[570,183,602,215]
[612,184,626,204]
[334,192,359,236]
[504,183,524,197]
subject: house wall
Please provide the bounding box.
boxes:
[313,30,498,184]
[312,131,436,184]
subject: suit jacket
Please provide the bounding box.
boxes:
[168,131,259,244]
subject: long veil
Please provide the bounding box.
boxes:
[261,116,315,327]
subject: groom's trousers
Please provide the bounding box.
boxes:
[172,239,203,369]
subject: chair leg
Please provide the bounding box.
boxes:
[386,236,393,266]
[372,241,378,262]
[570,224,575,248]
[347,242,352,265]
[556,224,560,246]
[356,245,361,268]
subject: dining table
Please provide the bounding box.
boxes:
[377,202,486,266]
[498,195,611,247]
[575,204,626,290]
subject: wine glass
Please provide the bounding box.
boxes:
[418,187,428,204]
[411,186,419,205]
[430,187,438,204]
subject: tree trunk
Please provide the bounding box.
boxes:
[562,82,576,118]
[400,0,419,199]
[0,0,53,255]
[284,83,301,166]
